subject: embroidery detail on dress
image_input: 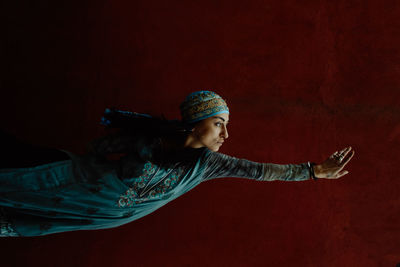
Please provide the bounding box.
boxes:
[117,162,185,208]
[0,208,19,237]
[138,162,156,189]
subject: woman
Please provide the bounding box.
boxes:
[0,91,355,237]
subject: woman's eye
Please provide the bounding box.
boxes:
[215,123,222,127]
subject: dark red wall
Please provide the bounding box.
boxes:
[2,0,400,266]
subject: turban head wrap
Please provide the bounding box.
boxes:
[180,91,229,124]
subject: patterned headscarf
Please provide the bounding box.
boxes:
[180,91,229,124]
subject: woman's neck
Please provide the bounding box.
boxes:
[160,132,188,151]
[155,133,203,164]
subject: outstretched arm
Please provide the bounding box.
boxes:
[200,146,355,182]
[200,150,312,182]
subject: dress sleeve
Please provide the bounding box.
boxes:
[200,149,311,182]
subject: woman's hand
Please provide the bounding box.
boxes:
[314,146,355,179]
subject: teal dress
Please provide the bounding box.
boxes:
[0,126,312,237]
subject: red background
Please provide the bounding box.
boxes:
[2,0,400,266]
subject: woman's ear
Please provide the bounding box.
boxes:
[184,121,197,133]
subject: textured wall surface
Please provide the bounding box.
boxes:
[2,0,400,266]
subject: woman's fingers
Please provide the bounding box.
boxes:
[341,150,355,167]
[336,169,349,178]
[331,147,351,160]
[340,146,352,157]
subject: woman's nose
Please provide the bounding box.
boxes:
[222,126,229,139]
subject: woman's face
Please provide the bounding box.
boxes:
[188,113,229,152]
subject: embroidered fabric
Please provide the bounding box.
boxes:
[0,208,19,237]
[117,161,185,208]
[180,91,229,123]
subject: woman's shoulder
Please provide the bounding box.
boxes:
[154,134,207,164]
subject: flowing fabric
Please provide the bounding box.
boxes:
[0,110,312,237]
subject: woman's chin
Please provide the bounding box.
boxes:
[209,145,221,152]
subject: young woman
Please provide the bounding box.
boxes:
[0,91,355,237]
